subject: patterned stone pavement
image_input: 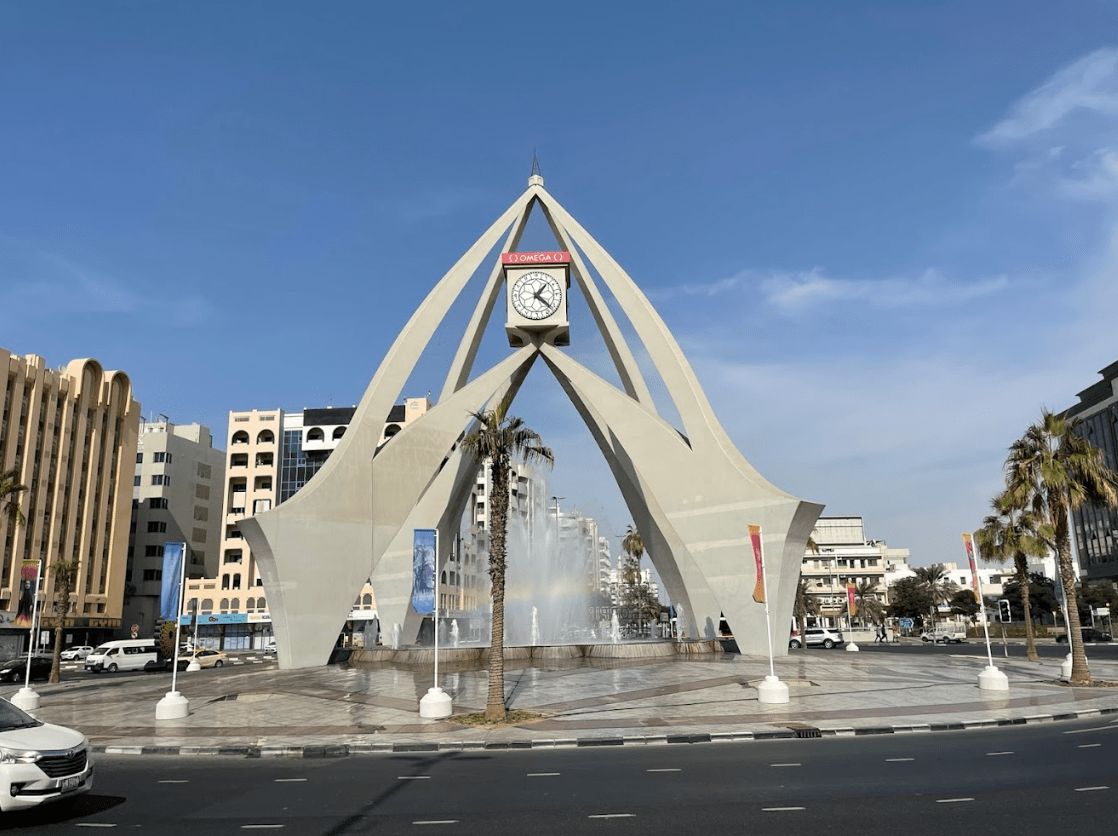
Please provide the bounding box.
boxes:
[7,645,1118,755]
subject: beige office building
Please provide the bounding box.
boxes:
[0,349,140,656]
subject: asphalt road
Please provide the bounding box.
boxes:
[5,714,1118,835]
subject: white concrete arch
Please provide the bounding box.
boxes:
[241,174,821,669]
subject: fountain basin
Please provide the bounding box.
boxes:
[351,640,721,667]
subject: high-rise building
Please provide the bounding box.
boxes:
[0,350,140,656]
[123,419,225,639]
[182,401,428,651]
[1065,360,1118,582]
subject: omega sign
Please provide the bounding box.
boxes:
[501,251,571,265]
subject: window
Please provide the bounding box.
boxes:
[145,545,165,557]
[149,497,168,510]
[142,569,163,582]
[153,452,172,463]
[232,574,241,590]
[134,476,141,486]
[197,463,211,480]
[136,453,143,463]
[151,474,170,486]
[224,550,243,564]
[147,521,167,533]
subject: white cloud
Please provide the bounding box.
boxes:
[665,267,1009,314]
[978,48,1118,145]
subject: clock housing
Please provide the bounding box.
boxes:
[503,251,570,347]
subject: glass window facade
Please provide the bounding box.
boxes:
[279,429,330,504]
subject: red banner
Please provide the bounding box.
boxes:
[846,583,857,616]
[962,532,980,602]
[748,524,764,603]
[500,251,571,265]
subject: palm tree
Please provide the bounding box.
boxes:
[48,557,79,684]
[913,564,957,630]
[976,490,1051,662]
[792,576,821,648]
[461,396,553,721]
[1005,409,1118,685]
[0,469,27,530]
[852,580,885,627]
[619,525,646,635]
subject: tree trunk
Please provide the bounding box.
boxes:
[1015,555,1038,662]
[1059,539,1090,685]
[485,457,509,722]
[49,587,70,684]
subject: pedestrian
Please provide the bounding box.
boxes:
[891,622,900,643]
[875,623,885,643]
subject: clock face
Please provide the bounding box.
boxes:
[510,270,563,320]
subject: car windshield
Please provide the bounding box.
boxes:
[92,644,112,654]
[0,700,43,731]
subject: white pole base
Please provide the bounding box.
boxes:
[419,686,453,718]
[757,674,790,704]
[1061,653,1073,680]
[978,665,1009,691]
[156,690,190,719]
[845,642,860,652]
[186,660,202,672]
[10,687,40,711]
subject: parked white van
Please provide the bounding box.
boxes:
[84,639,163,673]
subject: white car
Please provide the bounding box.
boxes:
[59,646,93,661]
[921,628,966,644]
[0,698,93,812]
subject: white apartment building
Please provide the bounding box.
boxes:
[802,516,909,625]
[124,419,224,639]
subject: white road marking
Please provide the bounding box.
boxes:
[158,779,190,783]
[986,751,1014,756]
[275,778,308,782]
[589,814,635,819]
[771,763,800,767]
[1065,726,1118,735]
[762,807,806,811]
[1075,786,1109,792]
[528,772,560,776]
[647,768,682,772]
[886,758,914,762]
[936,798,974,803]
[1078,743,1102,748]
[399,776,431,780]
[413,821,459,825]
[76,826,117,829]
[241,827,284,831]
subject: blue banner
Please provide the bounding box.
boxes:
[160,542,185,621]
[411,529,437,615]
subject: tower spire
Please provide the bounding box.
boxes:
[529,152,544,187]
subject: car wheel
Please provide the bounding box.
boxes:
[214,660,223,667]
[107,663,118,673]
[823,639,835,649]
[788,639,801,649]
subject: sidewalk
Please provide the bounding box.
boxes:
[8,646,1118,756]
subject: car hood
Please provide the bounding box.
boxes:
[0,722,86,751]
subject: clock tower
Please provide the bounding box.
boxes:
[503,251,570,347]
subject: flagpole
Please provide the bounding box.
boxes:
[965,533,1008,691]
[156,542,191,719]
[750,524,788,704]
[12,559,44,710]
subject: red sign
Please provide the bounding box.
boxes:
[500,251,570,265]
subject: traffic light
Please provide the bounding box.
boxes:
[998,599,1012,623]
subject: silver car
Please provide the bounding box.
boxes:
[789,627,844,649]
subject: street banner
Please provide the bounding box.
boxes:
[962,532,981,603]
[14,560,38,627]
[160,542,185,621]
[748,524,764,603]
[846,583,856,616]
[411,529,437,615]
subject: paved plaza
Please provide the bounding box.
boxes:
[7,643,1118,756]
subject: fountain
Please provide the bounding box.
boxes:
[531,607,540,646]
[390,623,401,650]
[610,611,621,644]
[450,620,460,648]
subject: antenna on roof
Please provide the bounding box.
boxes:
[529,151,544,187]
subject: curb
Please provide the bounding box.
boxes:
[90,705,1118,758]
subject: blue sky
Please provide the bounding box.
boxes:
[3,2,1118,571]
